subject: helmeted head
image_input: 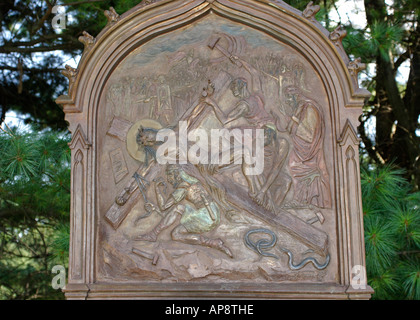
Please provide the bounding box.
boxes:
[165,165,199,187]
[263,124,277,146]
[165,164,182,187]
[158,75,166,84]
[230,78,248,98]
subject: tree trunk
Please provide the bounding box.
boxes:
[364,0,420,189]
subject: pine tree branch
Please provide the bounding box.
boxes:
[3,33,72,48]
[61,0,105,6]
[1,249,45,260]
[30,1,55,36]
[397,250,420,255]
[359,115,386,164]
[0,105,8,126]
[43,171,70,193]
[0,66,60,73]
[0,43,80,54]
[393,50,410,73]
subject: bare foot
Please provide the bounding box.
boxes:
[209,238,233,258]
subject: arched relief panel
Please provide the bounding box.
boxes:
[72,150,84,280]
[338,120,367,288]
[346,146,363,266]
[67,125,91,285]
[57,0,373,299]
[96,11,338,281]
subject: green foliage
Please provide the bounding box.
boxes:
[343,21,405,63]
[0,125,70,300]
[361,164,420,300]
[50,222,70,266]
[0,1,151,128]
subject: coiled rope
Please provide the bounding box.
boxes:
[244,228,331,270]
[244,228,278,259]
[280,248,330,270]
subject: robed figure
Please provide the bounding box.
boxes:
[284,85,331,208]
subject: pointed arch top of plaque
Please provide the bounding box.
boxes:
[57,0,373,300]
[57,0,369,123]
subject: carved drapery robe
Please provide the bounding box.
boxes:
[289,100,331,208]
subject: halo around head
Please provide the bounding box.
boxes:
[126,119,162,162]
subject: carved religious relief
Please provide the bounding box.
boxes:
[58,0,373,299]
[96,16,334,284]
[283,86,332,209]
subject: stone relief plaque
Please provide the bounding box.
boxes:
[98,16,334,283]
[57,0,373,299]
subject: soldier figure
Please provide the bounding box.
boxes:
[136,165,233,258]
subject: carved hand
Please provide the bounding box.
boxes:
[146,201,164,217]
[115,195,127,206]
[115,187,131,206]
[153,177,167,193]
[145,202,156,212]
[201,95,215,106]
[207,163,219,175]
[115,196,128,206]
[286,119,294,133]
